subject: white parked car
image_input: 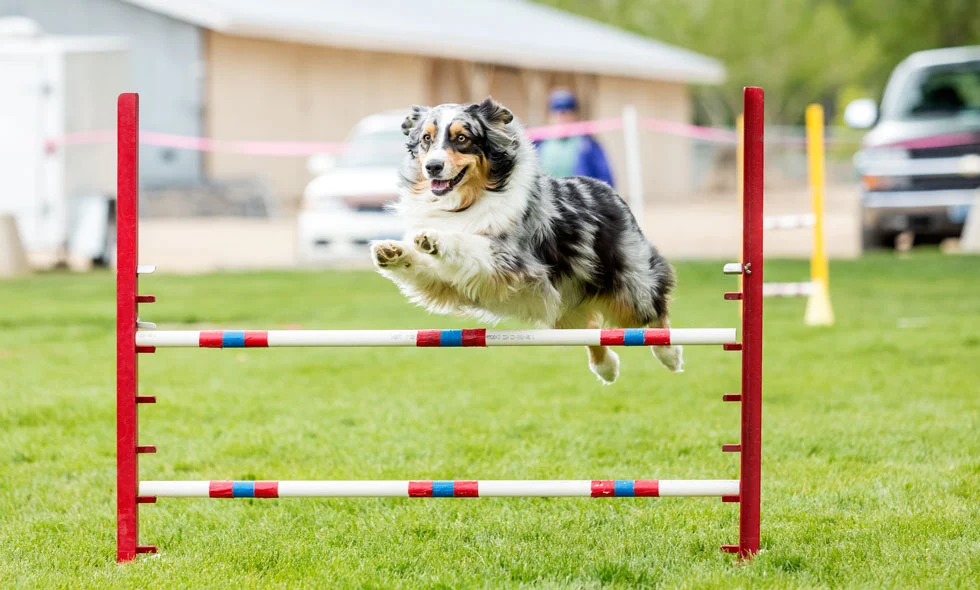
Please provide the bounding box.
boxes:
[298,111,407,263]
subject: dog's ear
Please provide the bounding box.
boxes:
[469,97,513,126]
[402,105,429,136]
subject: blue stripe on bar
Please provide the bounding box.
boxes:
[623,329,645,346]
[222,331,246,348]
[232,481,255,498]
[440,330,463,347]
[614,480,634,497]
[432,481,454,497]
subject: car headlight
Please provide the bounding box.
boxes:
[301,196,345,212]
[854,147,909,169]
[861,175,911,191]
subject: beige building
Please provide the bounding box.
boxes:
[127,0,724,205]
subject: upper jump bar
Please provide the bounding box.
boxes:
[135,328,737,348]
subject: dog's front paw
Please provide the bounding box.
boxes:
[413,231,440,256]
[371,240,409,268]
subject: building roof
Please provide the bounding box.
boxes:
[121,0,724,84]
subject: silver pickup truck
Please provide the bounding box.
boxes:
[845,46,980,248]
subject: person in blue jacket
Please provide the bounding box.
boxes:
[535,89,615,187]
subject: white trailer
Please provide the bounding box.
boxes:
[0,24,129,267]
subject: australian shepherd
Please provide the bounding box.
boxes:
[370,97,682,383]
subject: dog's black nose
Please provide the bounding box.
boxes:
[425,161,444,176]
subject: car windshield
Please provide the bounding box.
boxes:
[336,129,406,168]
[893,61,980,119]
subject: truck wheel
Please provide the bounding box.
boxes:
[861,227,890,251]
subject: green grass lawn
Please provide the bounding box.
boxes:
[1,251,978,588]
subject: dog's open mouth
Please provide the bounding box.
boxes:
[430,167,467,197]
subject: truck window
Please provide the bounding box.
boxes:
[897,62,980,118]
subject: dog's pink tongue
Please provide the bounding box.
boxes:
[431,179,449,190]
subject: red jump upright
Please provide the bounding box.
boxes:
[724,86,765,558]
[116,93,157,562]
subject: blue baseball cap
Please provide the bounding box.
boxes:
[548,89,578,112]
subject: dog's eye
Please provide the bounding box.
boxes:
[422,134,431,144]
[456,134,467,144]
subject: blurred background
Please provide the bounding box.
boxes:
[0,0,978,275]
[4,4,980,583]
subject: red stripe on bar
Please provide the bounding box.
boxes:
[454,481,479,497]
[643,329,670,346]
[416,331,441,347]
[408,481,433,497]
[244,331,268,347]
[200,331,223,348]
[591,480,616,497]
[209,481,234,498]
[254,481,279,498]
[461,329,486,347]
[633,480,660,497]
[600,330,625,346]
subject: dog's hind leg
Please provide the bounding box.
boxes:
[555,309,619,385]
[649,316,684,373]
[604,296,683,374]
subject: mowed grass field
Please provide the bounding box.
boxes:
[1,251,978,588]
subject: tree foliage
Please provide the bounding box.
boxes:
[535,0,980,124]
[835,0,980,92]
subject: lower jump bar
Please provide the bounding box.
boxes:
[140,480,739,498]
[135,328,737,348]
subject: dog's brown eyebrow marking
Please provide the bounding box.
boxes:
[448,122,469,138]
[422,123,437,139]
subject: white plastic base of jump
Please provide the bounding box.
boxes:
[140,480,740,498]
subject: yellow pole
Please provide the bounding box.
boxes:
[804,104,835,326]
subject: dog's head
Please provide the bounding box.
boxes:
[399,97,520,211]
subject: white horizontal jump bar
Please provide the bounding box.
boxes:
[134,328,736,348]
[764,213,816,230]
[763,282,814,297]
[139,480,740,498]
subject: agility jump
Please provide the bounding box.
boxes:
[116,88,765,562]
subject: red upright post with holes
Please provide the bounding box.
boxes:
[117,93,155,562]
[740,86,764,558]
